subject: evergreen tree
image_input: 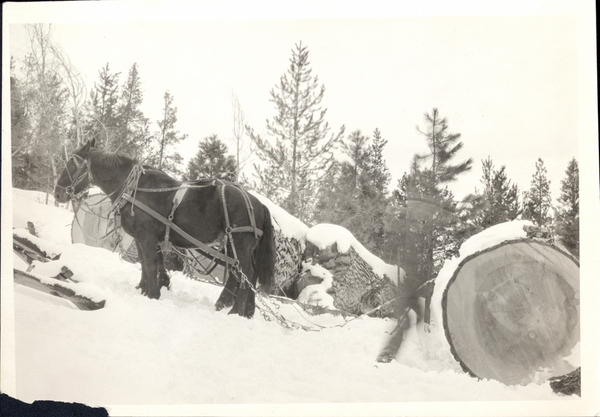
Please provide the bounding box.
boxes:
[523,158,552,227]
[248,42,345,223]
[341,130,368,189]
[184,134,237,181]
[554,158,579,257]
[315,128,391,255]
[147,90,187,177]
[413,108,473,195]
[116,63,151,158]
[88,63,121,149]
[363,129,391,194]
[386,109,472,325]
[475,156,520,228]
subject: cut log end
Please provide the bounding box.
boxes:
[442,239,579,385]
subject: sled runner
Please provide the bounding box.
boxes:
[13,268,106,311]
[13,229,106,311]
[13,230,61,271]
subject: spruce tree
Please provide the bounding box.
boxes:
[523,158,552,227]
[554,158,579,257]
[184,134,237,181]
[248,42,345,223]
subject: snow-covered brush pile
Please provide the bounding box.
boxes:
[5,188,576,413]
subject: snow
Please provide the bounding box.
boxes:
[297,262,336,309]
[306,224,399,284]
[249,191,309,244]
[4,189,580,414]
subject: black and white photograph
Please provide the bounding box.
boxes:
[2,1,598,416]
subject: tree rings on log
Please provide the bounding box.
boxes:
[442,239,579,385]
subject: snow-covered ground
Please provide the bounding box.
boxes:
[3,188,590,416]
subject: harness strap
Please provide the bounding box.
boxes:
[162,184,190,253]
[121,193,237,266]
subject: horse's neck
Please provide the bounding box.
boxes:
[90,158,135,200]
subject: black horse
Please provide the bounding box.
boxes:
[54,139,276,318]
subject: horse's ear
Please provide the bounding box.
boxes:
[80,140,92,155]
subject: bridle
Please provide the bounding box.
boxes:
[56,154,93,200]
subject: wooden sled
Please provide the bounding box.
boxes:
[442,239,579,385]
[13,269,106,311]
[13,231,106,311]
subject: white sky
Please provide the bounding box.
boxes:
[4,1,590,204]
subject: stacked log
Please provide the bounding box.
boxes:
[302,225,399,317]
[272,229,304,298]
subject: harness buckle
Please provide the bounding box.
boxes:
[115,210,122,229]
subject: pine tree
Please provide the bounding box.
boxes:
[314,128,392,255]
[363,129,391,194]
[248,42,345,223]
[523,158,552,227]
[341,130,368,189]
[387,109,472,325]
[554,158,579,257]
[184,134,237,181]
[88,63,121,149]
[145,90,187,177]
[475,156,520,228]
[116,63,151,158]
[413,108,473,195]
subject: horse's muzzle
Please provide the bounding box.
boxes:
[54,188,68,204]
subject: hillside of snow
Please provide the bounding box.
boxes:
[3,188,584,416]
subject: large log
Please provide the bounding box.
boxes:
[442,238,579,385]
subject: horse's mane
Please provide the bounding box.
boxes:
[88,148,137,168]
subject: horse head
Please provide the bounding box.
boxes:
[54,138,96,203]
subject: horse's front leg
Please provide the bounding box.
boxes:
[136,236,162,299]
[157,250,171,290]
[134,240,149,295]
[215,270,239,311]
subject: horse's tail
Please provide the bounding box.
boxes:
[254,204,276,294]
